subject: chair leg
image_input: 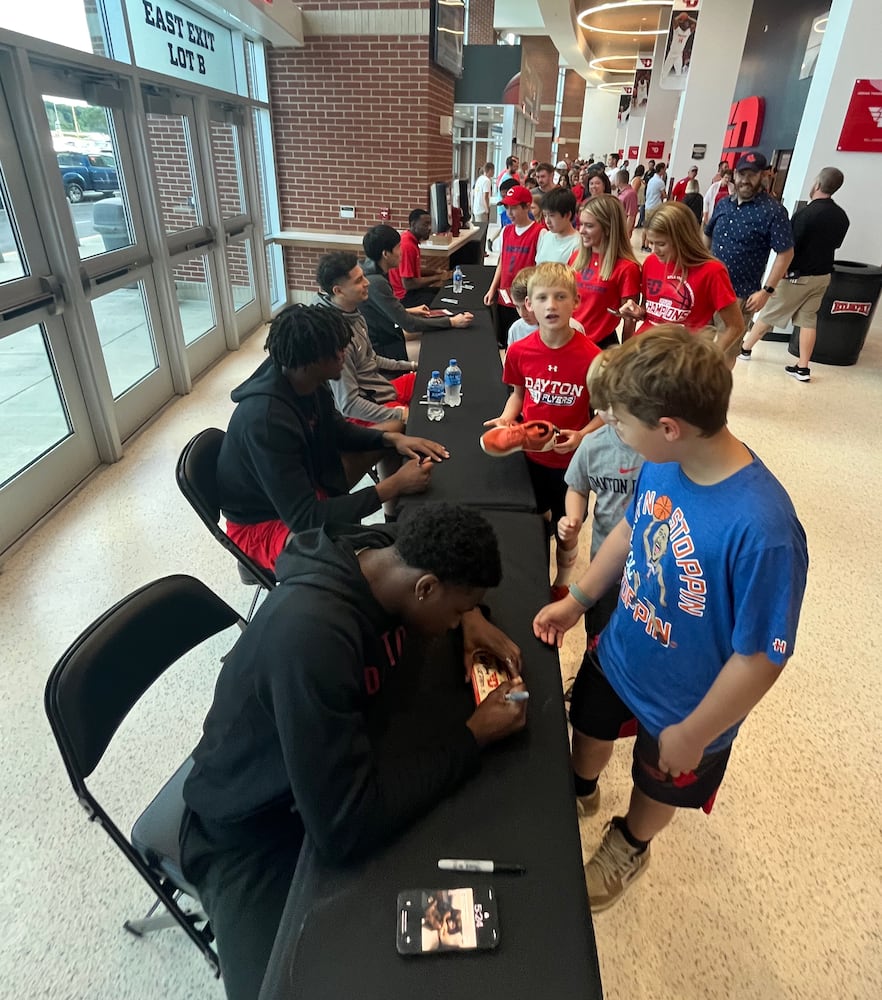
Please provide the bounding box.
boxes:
[124,890,220,976]
[245,585,262,622]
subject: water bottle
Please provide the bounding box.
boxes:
[427,371,445,421]
[453,265,464,295]
[444,359,462,407]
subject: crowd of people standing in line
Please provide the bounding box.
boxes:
[174,146,848,1000]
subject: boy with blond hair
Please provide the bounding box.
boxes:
[507,266,587,348]
[483,263,601,595]
[533,327,808,912]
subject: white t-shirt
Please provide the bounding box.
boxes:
[535,229,582,264]
[471,175,492,216]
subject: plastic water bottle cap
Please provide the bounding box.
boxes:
[431,371,440,377]
[449,359,457,366]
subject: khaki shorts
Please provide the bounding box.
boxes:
[756,273,831,329]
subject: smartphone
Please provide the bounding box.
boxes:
[397,887,500,955]
[425,308,453,317]
[470,650,508,705]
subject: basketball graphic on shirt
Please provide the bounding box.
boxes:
[653,495,672,521]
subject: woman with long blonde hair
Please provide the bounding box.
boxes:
[619,201,743,356]
[568,194,641,348]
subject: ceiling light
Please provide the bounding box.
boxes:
[578,1,673,36]
[589,54,642,74]
[598,81,634,93]
[813,16,828,32]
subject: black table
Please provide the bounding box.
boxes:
[260,511,603,1000]
[399,267,536,515]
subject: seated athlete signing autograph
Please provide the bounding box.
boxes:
[180,504,528,1000]
[217,304,447,571]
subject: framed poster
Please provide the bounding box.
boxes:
[837,79,882,152]
[430,0,466,78]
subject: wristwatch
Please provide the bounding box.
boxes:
[762,285,776,295]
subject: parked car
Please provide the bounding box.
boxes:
[56,151,119,203]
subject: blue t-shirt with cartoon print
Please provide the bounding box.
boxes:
[597,454,808,752]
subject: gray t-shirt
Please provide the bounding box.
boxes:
[565,423,644,556]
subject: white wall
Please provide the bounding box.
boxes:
[667,0,753,190]
[783,0,880,264]
[637,18,681,166]
[579,87,620,161]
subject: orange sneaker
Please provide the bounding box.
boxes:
[480,420,559,457]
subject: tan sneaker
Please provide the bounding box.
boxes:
[584,819,650,912]
[576,786,601,818]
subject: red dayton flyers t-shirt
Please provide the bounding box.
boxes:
[637,254,736,333]
[503,330,601,470]
[568,250,641,343]
[499,221,542,292]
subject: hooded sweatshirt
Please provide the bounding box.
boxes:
[216,357,387,529]
[360,257,454,361]
[183,523,481,862]
[315,293,413,424]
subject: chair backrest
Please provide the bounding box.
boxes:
[176,428,276,591]
[44,575,241,791]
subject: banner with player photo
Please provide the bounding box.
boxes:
[618,88,633,125]
[630,57,653,117]
[660,0,699,91]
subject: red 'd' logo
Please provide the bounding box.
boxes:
[831,300,872,316]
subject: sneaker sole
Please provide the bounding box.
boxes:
[587,850,650,913]
[786,370,811,382]
[737,354,751,361]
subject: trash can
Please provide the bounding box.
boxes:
[789,260,882,366]
[92,197,130,253]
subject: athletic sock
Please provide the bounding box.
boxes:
[614,815,650,853]
[573,773,598,797]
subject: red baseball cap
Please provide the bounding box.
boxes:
[501,184,533,207]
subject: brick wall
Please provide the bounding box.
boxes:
[558,70,586,164]
[467,0,495,45]
[521,36,559,163]
[267,28,454,295]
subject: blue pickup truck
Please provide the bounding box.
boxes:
[56,151,119,203]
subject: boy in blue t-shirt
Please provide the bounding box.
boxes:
[533,326,808,913]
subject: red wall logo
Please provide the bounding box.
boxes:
[721,95,765,167]
[831,300,872,316]
[628,145,639,159]
[646,140,665,159]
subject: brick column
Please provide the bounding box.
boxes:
[467,0,495,45]
[268,1,455,294]
[520,36,560,163]
[557,70,586,164]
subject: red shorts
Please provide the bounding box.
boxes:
[347,372,416,427]
[225,519,291,572]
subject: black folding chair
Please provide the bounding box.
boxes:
[176,428,276,621]
[44,575,244,977]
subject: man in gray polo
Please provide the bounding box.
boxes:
[738,167,849,382]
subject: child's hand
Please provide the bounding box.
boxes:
[557,516,581,543]
[483,416,516,428]
[658,722,706,778]
[552,428,582,453]
[483,289,496,306]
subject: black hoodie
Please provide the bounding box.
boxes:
[183,523,480,863]
[361,258,454,361]
[216,357,387,530]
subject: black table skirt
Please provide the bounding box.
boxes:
[259,511,602,1000]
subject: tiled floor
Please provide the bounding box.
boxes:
[2,299,881,999]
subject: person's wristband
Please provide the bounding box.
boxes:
[762,285,775,295]
[568,583,596,610]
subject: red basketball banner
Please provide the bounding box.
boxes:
[646,141,665,159]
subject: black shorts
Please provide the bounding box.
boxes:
[526,459,568,522]
[569,651,730,811]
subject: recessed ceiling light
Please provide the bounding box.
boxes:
[578,1,674,36]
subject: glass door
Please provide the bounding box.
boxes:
[0,75,99,553]
[143,90,226,377]
[33,62,174,441]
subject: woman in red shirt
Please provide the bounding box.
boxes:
[567,194,641,349]
[619,202,744,357]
